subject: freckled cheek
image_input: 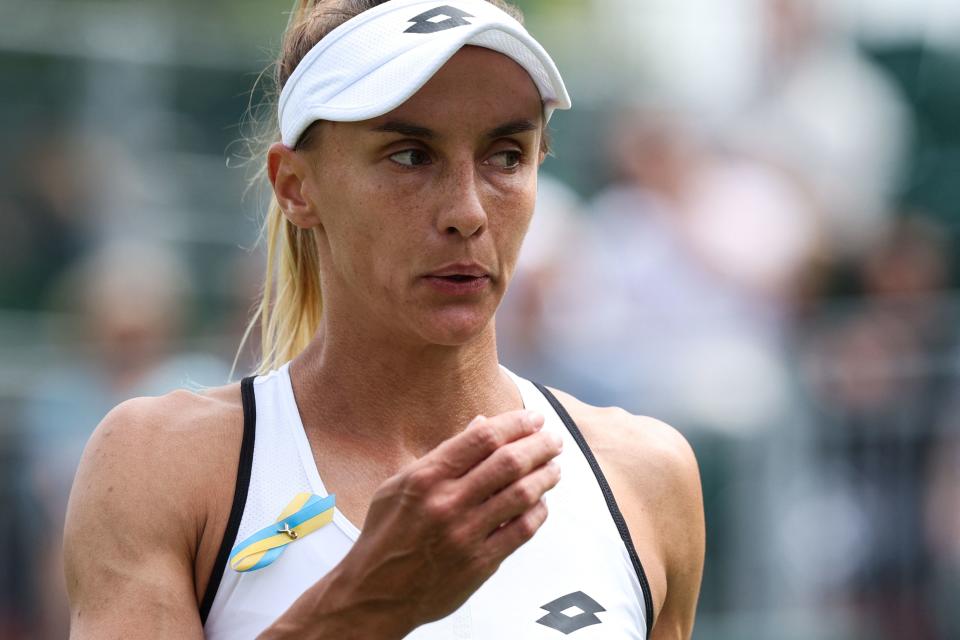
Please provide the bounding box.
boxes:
[345,206,420,297]
[489,191,536,262]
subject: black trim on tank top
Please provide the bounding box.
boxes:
[199,375,257,625]
[533,382,655,638]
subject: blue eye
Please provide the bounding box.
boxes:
[390,149,431,167]
[489,150,523,169]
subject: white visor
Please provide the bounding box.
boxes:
[278,0,572,147]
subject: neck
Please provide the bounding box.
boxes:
[288,316,522,460]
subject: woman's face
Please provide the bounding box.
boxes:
[290,46,545,346]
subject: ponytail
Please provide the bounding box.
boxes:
[234,197,324,376]
[234,0,325,377]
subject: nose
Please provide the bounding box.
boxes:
[435,162,487,239]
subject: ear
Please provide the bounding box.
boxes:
[538,128,549,166]
[267,142,322,229]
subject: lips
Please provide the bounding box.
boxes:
[422,263,492,295]
[426,263,490,278]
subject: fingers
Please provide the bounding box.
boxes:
[484,499,549,559]
[458,429,562,504]
[474,460,561,535]
[427,410,545,478]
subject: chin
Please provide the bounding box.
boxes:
[417,305,496,346]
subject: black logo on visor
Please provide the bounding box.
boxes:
[536,591,606,634]
[404,5,474,33]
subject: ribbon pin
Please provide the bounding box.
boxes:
[229,492,335,572]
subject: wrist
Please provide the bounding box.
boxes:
[258,563,417,640]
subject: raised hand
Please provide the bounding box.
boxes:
[261,410,563,639]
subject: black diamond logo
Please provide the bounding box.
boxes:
[536,591,606,634]
[404,5,474,33]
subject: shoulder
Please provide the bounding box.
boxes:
[546,387,701,504]
[64,382,246,619]
[75,383,244,509]
[107,382,244,442]
[544,386,704,633]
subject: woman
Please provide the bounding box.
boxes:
[64,1,704,638]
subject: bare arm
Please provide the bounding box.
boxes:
[645,422,705,640]
[557,394,705,640]
[64,397,210,639]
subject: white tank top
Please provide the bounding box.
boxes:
[201,363,652,638]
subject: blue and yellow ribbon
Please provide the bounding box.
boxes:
[230,493,336,572]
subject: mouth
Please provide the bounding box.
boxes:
[427,263,490,279]
[422,265,492,295]
[436,274,482,283]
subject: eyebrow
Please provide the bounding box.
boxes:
[371,121,435,138]
[370,118,539,140]
[486,119,538,139]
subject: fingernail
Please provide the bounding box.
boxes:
[469,415,486,428]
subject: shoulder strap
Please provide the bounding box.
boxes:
[533,382,655,638]
[199,376,257,624]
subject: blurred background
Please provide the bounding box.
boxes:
[1,0,959,637]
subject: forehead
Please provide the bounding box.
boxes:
[368,46,544,130]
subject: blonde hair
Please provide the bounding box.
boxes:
[237,0,525,375]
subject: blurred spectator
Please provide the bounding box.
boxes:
[803,215,952,420]
[736,0,912,258]
[797,213,953,640]
[17,240,229,637]
[0,129,93,309]
[544,110,811,434]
